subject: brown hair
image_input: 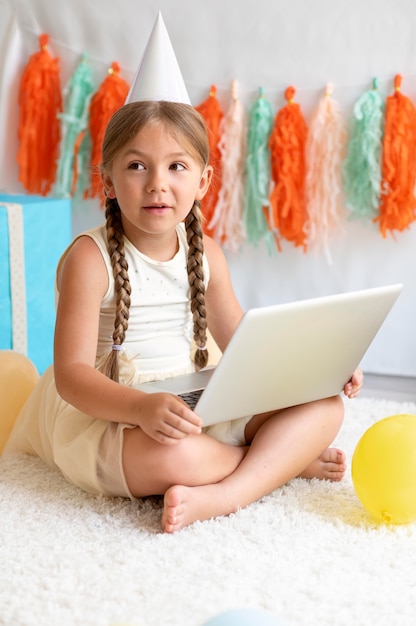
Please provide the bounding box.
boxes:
[100,101,210,382]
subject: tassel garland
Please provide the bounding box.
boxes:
[268,86,308,251]
[376,74,416,237]
[13,36,416,250]
[17,33,62,195]
[209,80,247,251]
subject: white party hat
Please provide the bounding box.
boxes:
[126,12,191,105]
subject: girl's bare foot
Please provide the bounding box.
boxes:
[162,483,236,533]
[161,447,347,532]
[299,447,346,481]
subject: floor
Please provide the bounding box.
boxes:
[361,373,416,403]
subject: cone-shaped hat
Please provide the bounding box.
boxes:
[126,12,191,105]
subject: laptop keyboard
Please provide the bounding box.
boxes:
[179,389,204,410]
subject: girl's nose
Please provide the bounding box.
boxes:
[146,168,167,193]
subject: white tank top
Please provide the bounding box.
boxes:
[72,223,210,384]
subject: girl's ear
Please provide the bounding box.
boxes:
[195,165,213,201]
[101,172,116,199]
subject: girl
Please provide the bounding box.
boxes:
[6,101,363,532]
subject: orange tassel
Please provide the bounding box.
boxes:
[268,86,308,250]
[376,74,416,237]
[17,33,62,196]
[84,62,130,203]
[195,85,224,236]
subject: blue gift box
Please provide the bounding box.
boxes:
[0,195,72,374]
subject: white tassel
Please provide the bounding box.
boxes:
[209,80,247,251]
[305,83,346,264]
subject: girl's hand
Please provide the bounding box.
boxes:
[135,393,203,445]
[343,368,364,399]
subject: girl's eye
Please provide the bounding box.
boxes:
[170,162,186,171]
[128,162,145,171]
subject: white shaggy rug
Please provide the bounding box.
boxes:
[2,397,416,626]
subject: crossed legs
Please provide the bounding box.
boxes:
[122,395,345,532]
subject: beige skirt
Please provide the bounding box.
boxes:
[5,366,251,499]
[5,366,134,498]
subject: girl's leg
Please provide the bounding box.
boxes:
[244,396,346,481]
[162,394,344,532]
[122,426,247,497]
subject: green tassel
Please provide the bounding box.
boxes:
[73,130,92,200]
[55,53,94,197]
[342,78,385,220]
[243,87,274,250]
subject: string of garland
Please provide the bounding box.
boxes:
[15,35,416,255]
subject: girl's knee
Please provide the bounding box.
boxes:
[123,430,214,495]
[122,428,179,495]
[327,393,344,409]
[326,394,345,428]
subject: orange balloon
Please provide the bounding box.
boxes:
[0,351,38,453]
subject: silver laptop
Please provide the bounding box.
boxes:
[134,284,402,426]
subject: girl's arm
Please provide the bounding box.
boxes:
[53,236,202,443]
[203,235,244,352]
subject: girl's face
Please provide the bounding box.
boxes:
[102,123,212,248]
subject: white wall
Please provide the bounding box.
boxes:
[1,0,416,376]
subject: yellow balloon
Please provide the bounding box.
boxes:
[352,414,416,524]
[0,351,39,454]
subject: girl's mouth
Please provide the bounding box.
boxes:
[143,204,172,215]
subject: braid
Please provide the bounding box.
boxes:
[185,200,209,370]
[102,197,132,382]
